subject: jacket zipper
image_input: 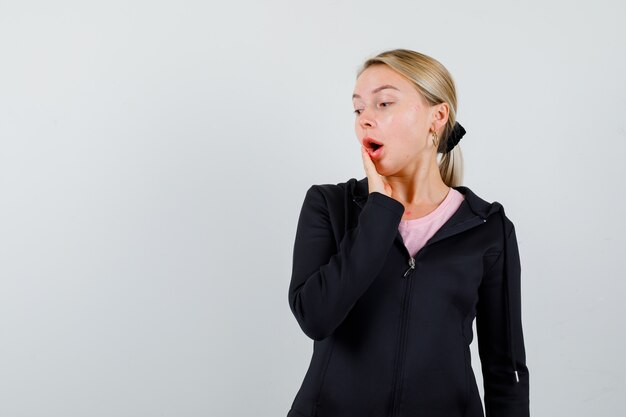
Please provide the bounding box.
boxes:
[389,252,415,417]
[403,257,415,277]
[388,216,487,417]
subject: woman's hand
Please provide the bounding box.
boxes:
[361,145,393,198]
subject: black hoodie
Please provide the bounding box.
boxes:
[287,177,529,417]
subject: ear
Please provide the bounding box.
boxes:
[431,102,450,132]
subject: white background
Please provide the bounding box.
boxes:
[1,1,624,416]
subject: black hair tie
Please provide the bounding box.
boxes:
[446,122,466,153]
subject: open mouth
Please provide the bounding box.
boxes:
[364,137,384,158]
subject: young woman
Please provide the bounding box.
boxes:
[287,49,530,417]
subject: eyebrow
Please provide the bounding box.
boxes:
[352,84,399,99]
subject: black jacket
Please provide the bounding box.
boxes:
[287,177,529,417]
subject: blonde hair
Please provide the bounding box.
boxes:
[356,49,464,187]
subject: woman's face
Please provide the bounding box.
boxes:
[352,64,437,176]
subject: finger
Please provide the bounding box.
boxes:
[361,145,384,194]
[361,145,376,177]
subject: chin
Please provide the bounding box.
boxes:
[373,163,393,177]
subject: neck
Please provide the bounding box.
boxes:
[383,155,449,206]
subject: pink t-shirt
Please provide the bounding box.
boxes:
[398,188,465,258]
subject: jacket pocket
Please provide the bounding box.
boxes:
[462,341,471,416]
[401,368,467,416]
[314,340,394,417]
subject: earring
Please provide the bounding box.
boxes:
[431,131,439,148]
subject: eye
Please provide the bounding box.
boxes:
[353,109,362,115]
[380,102,392,108]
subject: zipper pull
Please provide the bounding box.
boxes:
[403,257,416,277]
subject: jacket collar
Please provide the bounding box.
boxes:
[349,176,500,220]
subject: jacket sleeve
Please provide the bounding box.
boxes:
[288,185,405,341]
[476,220,530,417]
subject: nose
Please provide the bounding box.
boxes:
[358,108,376,129]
